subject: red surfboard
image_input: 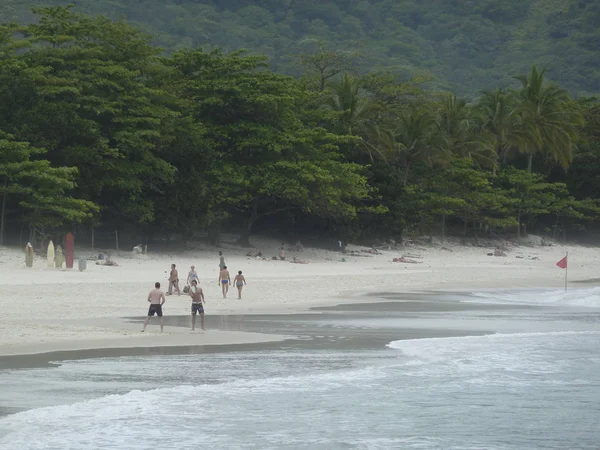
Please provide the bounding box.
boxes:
[65,232,75,269]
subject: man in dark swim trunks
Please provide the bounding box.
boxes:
[189,279,205,331]
[218,265,231,299]
[142,282,166,332]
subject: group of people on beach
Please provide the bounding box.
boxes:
[142,251,247,332]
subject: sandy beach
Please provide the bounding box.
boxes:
[1,235,598,357]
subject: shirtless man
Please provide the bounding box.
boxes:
[218,265,231,298]
[233,270,246,299]
[142,282,166,332]
[167,263,181,296]
[189,279,205,331]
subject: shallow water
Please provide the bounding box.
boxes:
[1,288,600,449]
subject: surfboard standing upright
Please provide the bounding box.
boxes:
[55,244,65,269]
[65,232,74,269]
[47,240,55,268]
[25,242,34,267]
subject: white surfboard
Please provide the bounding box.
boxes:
[47,240,55,268]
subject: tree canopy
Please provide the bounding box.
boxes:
[0,6,599,247]
[2,0,599,97]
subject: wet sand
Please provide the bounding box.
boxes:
[0,295,507,370]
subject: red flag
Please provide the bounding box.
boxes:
[556,256,567,269]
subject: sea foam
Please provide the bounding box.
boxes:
[465,287,600,308]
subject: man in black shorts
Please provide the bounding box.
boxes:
[142,282,166,332]
[189,279,205,331]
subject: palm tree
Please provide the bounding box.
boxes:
[437,94,497,170]
[324,74,384,162]
[514,66,583,171]
[477,88,521,170]
[388,108,448,185]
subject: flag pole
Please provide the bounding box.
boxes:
[565,251,568,292]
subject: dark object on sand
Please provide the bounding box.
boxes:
[393,257,421,264]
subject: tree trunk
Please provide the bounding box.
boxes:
[463,220,468,237]
[237,201,258,247]
[208,226,220,247]
[527,153,533,172]
[0,177,7,246]
[440,213,446,241]
[237,230,252,247]
[517,209,522,239]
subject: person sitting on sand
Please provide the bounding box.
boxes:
[167,264,181,296]
[188,279,205,331]
[187,265,199,286]
[234,270,246,299]
[142,282,166,332]
[291,256,308,264]
[218,265,231,298]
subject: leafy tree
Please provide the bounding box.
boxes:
[0,135,97,246]
[3,6,177,226]
[297,40,359,92]
[497,168,577,237]
[163,49,374,245]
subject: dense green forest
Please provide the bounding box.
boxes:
[0,7,599,248]
[1,0,599,97]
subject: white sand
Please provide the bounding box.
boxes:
[0,235,598,356]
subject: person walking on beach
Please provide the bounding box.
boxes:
[189,279,205,331]
[167,264,181,296]
[219,251,226,270]
[142,282,166,332]
[234,270,246,299]
[187,265,199,287]
[218,265,231,298]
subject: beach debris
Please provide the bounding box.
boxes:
[361,248,381,255]
[393,257,422,264]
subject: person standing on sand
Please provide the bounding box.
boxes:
[167,264,181,296]
[189,279,205,331]
[187,265,199,287]
[234,270,246,299]
[142,282,166,332]
[218,265,231,298]
[279,243,286,261]
[219,251,226,270]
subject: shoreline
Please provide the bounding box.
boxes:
[0,298,503,370]
[1,236,599,360]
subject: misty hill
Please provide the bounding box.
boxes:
[2,0,599,96]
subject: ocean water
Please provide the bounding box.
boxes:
[1,289,600,450]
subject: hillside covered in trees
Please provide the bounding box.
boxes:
[1,0,599,97]
[0,6,599,248]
